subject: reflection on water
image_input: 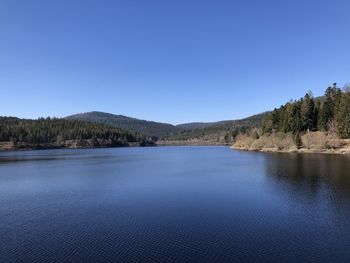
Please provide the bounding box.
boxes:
[265,153,350,195]
[0,147,350,263]
[263,153,350,235]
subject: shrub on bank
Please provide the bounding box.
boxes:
[234,132,297,151]
[233,134,255,149]
[326,133,345,149]
[301,132,327,150]
[301,132,345,150]
[233,131,348,152]
[252,133,296,151]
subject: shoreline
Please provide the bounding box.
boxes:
[0,144,131,152]
[2,140,350,155]
[0,141,143,152]
[156,139,228,146]
[232,132,350,155]
[231,145,350,155]
[0,143,228,152]
[0,141,225,152]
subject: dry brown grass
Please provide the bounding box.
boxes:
[301,132,347,150]
[232,131,350,154]
[234,132,296,151]
[0,141,15,150]
[301,132,327,150]
[254,133,296,151]
[326,133,345,149]
[233,134,255,149]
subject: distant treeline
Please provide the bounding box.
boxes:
[262,83,350,138]
[66,111,176,138]
[165,113,266,144]
[0,117,152,147]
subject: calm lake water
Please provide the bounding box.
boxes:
[1,146,350,262]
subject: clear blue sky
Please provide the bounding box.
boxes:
[1,0,349,124]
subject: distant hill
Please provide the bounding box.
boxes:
[175,114,265,133]
[66,111,266,144]
[176,121,228,130]
[166,113,267,143]
[66,111,179,138]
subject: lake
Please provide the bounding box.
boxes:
[1,146,350,262]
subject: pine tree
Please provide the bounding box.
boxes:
[262,113,273,134]
[300,92,315,132]
[322,85,342,130]
[271,108,280,131]
[336,91,350,138]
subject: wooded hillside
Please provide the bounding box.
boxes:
[0,117,151,149]
[262,83,350,138]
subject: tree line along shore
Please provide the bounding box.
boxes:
[232,83,350,154]
[0,117,154,150]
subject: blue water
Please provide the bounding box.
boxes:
[1,146,350,262]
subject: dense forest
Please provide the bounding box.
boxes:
[261,83,350,139]
[0,117,152,149]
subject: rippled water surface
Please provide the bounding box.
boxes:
[1,146,350,262]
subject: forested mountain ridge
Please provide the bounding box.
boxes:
[66,111,178,138]
[175,121,229,130]
[162,113,267,144]
[66,111,267,144]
